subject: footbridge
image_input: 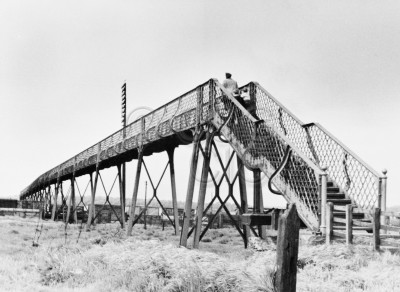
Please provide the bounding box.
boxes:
[20,79,388,247]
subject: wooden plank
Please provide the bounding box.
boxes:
[241,213,271,226]
[381,225,400,232]
[275,204,300,292]
[332,230,346,238]
[333,217,346,224]
[352,220,373,228]
[381,211,400,218]
[0,208,40,213]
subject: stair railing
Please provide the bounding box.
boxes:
[211,80,327,231]
[248,82,385,212]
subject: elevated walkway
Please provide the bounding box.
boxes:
[20,79,387,233]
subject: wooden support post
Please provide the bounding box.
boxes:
[346,204,353,245]
[218,213,223,228]
[180,131,201,247]
[275,204,300,292]
[66,184,72,224]
[326,202,334,244]
[86,170,99,230]
[127,151,143,236]
[51,179,60,221]
[253,169,266,239]
[117,164,126,228]
[237,155,250,247]
[71,177,78,223]
[373,207,381,251]
[167,147,180,236]
[193,130,213,249]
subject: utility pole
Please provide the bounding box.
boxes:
[121,82,127,226]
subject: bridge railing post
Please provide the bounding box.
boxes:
[319,166,328,235]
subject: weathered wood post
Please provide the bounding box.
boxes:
[372,207,381,251]
[275,204,300,292]
[326,202,334,244]
[346,204,353,245]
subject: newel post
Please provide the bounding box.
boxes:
[381,169,387,212]
[319,166,328,235]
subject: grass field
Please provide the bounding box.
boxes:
[0,215,400,292]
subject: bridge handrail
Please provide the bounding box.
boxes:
[20,80,212,198]
[250,82,383,210]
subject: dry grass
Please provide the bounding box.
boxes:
[0,215,399,291]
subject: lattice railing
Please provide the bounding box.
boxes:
[211,81,324,230]
[20,80,212,199]
[249,82,383,210]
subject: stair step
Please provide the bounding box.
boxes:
[333,211,365,219]
[327,187,340,193]
[333,226,372,231]
[327,199,352,205]
[327,193,345,199]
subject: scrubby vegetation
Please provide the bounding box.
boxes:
[0,216,399,291]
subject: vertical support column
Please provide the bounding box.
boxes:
[127,151,144,236]
[71,176,78,223]
[193,130,213,249]
[180,130,201,247]
[381,169,388,233]
[253,169,266,239]
[66,181,72,224]
[117,164,126,228]
[319,166,328,235]
[86,170,99,230]
[167,147,180,235]
[326,202,334,244]
[345,204,353,245]
[372,207,381,251]
[237,155,250,248]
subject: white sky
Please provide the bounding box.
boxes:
[1,1,399,208]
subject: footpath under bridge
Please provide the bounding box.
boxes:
[20,78,388,247]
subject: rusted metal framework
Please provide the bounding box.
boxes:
[20,78,386,246]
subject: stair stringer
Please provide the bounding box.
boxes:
[212,114,320,231]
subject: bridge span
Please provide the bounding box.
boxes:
[20,78,387,247]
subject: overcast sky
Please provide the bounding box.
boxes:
[1,1,399,208]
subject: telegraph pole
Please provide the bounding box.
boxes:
[121,82,127,226]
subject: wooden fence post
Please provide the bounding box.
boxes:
[373,207,381,251]
[326,202,333,244]
[346,204,353,245]
[275,204,300,292]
